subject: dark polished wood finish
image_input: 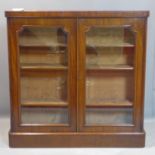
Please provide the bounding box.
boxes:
[5,11,149,18]
[9,132,145,148]
[5,11,149,147]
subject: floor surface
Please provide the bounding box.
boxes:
[0,116,155,155]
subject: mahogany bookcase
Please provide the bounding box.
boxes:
[5,11,149,147]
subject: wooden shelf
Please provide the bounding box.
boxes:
[20,63,68,71]
[87,65,134,71]
[86,42,135,48]
[86,99,133,108]
[19,43,67,48]
[21,100,133,108]
[21,100,68,108]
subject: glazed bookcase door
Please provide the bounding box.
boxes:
[78,18,145,132]
[9,19,77,132]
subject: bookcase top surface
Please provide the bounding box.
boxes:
[5,11,149,18]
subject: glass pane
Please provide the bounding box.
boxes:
[19,27,67,66]
[18,26,69,125]
[86,108,133,125]
[22,107,68,124]
[20,75,67,105]
[85,26,135,125]
[86,71,134,105]
[86,26,135,67]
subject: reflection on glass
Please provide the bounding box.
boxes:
[18,26,68,124]
[19,27,68,66]
[85,26,135,125]
[86,26,135,67]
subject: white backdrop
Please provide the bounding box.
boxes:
[0,0,155,118]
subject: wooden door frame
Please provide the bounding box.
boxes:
[77,17,146,132]
[8,18,77,132]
